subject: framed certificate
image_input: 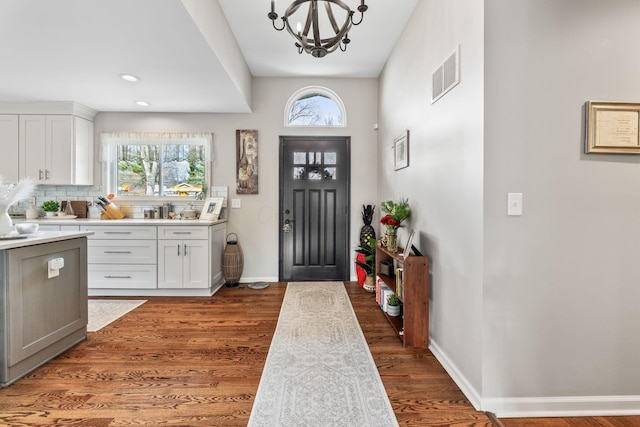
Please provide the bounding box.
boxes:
[585,101,640,154]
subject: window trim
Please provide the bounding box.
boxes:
[100,132,213,201]
[284,86,347,128]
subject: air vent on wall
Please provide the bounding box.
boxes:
[431,45,461,104]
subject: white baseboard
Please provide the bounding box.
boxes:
[429,340,640,418]
[483,395,640,418]
[429,339,482,411]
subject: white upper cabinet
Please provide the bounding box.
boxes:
[0,115,19,182]
[0,102,96,185]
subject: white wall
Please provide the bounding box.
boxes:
[378,0,485,404]
[483,0,640,415]
[380,0,640,417]
[94,77,378,281]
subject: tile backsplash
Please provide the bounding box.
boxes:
[10,185,228,219]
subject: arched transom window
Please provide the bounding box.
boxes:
[285,86,346,127]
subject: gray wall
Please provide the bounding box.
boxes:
[380,0,640,417]
[94,77,379,281]
[483,0,640,415]
[379,0,485,407]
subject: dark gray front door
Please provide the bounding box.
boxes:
[279,136,350,281]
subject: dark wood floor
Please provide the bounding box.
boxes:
[0,282,638,426]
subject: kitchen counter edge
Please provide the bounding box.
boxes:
[0,231,94,250]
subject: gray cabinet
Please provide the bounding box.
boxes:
[0,237,88,387]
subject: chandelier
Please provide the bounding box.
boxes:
[268,0,368,58]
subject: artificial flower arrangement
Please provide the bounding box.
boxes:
[380,198,411,232]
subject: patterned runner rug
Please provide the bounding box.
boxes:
[87,299,146,332]
[248,282,398,427]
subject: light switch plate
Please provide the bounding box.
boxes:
[231,199,241,209]
[507,193,523,216]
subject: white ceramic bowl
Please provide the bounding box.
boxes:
[15,222,39,234]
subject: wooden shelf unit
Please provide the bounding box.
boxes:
[375,243,429,348]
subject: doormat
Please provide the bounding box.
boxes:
[87,299,147,332]
[248,282,398,426]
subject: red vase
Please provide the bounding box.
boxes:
[355,252,366,286]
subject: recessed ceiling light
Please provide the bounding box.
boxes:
[135,100,150,107]
[120,73,140,82]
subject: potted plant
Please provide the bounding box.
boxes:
[387,294,401,317]
[355,235,376,292]
[42,200,60,217]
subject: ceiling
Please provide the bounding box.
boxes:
[0,0,417,113]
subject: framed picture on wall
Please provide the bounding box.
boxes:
[394,130,409,170]
[236,129,259,194]
[199,197,224,221]
[585,101,640,154]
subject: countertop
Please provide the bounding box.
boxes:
[13,217,228,226]
[0,231,94,250]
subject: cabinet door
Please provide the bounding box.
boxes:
[0,115,19,181]
[19,115,46,182]
[183,240,209,288]
[47,115,73,184]
[157,240,184,288]
[73,117,93,185]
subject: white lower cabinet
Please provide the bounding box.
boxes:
[82,225,157,290]
[158,239,209,288]
[81,222,226,296]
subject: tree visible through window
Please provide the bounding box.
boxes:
[286,87,346,127]
[102,132,211,198]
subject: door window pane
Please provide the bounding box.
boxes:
[309,152,322,164]
[293,167,306,180]
[293,152,307,165]
[324,152,337,165]
[307,167,323,180]
[323,167,336,180]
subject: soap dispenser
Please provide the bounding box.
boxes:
[26,203,39,220]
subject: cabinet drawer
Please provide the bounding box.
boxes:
[88,240,157,264]
[158,226,208,239]
[81,225,157,239]
[88,264,157,289]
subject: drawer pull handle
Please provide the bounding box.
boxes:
[173,232,192,235]
[104,251,132,254]
[104,275,133,279]
[104,231,132,234]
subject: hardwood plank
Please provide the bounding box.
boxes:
[0,282,637,426]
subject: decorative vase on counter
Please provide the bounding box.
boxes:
[26,204,39,220]
[0,204,12,235]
